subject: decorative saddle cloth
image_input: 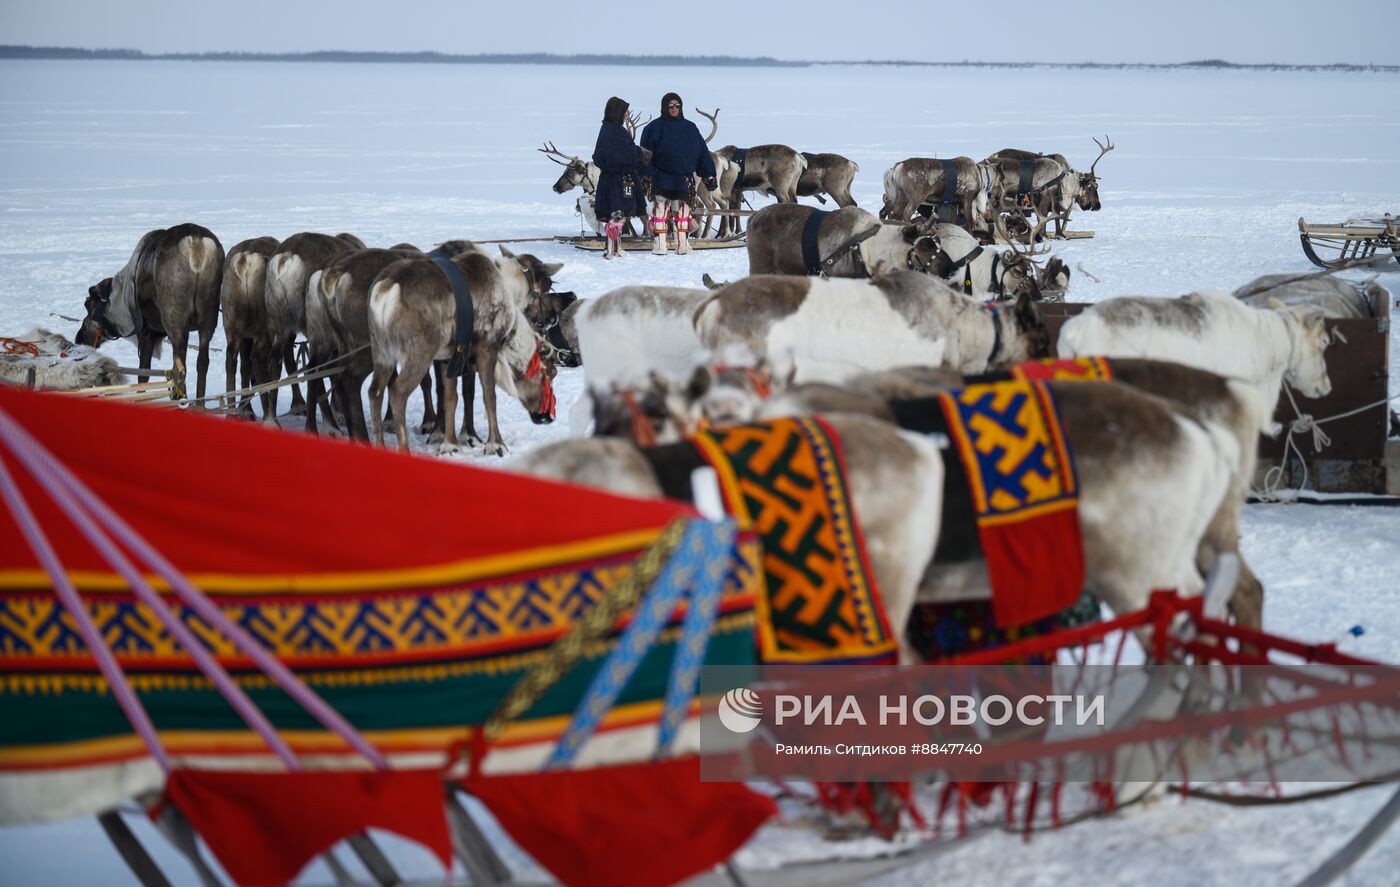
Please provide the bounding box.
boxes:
[640,417,898,665]
[893,375,1086,629]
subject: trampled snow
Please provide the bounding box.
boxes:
[0,58,1397,886]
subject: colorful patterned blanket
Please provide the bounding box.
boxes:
[0,387,763,816]
[691,417,898,665]
[933,378,1085,629]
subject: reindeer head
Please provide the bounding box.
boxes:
[1270,299,1338,398]
[510,336,559,425]
[539,142,594,194]
[76,277,118,347]
[590,377,690,445]
[1076,136,1114,211]
[995,214,1059,302]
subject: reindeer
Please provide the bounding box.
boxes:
[76,224,224,404]
[879,156,992,235]
[255,232,365,425]
[309,244,431,440]
[367,249,557,456]
[992,138,1113,238]
[692,270,1050,380]
[714,144,808,216]
[795,152,859,208]
[219,236,279,416]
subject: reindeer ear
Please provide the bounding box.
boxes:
[1267,297,1286,311]
[686,366,713,401]
[901,225,920,244]
[498,246,516,259]
[542,262,564,277]
[648,370,671,395]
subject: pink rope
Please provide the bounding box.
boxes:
[5,426,302,770]
[0,449,171,772]
[0,408,388,770]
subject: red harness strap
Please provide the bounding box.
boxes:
[711,365,773,400]
[620,390,658,447]
[523,347,556,419]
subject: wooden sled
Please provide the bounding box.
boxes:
[1299,215,1399,270]
[561,235,747,252]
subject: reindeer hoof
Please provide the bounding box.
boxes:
[464,434,485,449]
[427,428,445,445]
[483,442,507,458]
[287,402,307,417]
[438,442,461,456]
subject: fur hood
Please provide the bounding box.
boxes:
[603,96,628,126]
[659,92,684,118]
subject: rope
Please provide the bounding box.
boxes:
[1,337,42,357]
[1258,387,1400,502]
[171,344,368,410]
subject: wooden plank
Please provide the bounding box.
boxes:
[572,239,746,252]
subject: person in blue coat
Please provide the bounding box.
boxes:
[591,96,649,258]
[640,92,718,255]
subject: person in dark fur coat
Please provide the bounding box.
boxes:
[639,92,717,255]
[591,96,649,258]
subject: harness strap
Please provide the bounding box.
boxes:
[801,209,833,275]
[731,147,748,186]
[938,159,961,206]
[986,305,1004,366]
[431,257,474,378]
[622,390,658,447]
[1018,159,1035,197]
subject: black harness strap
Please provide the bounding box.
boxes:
[938,159,961,206]
[987,307,1004,366]
[730,147,749,187]
[800,153,826,204]
[801,209,833,275]
[1018,159,1035,198]
[432,257,474,378]
[888,397,982,563]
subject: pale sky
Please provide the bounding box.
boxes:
[2,0,1398,66]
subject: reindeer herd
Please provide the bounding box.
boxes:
[64,115,1359,663]
[77,227,571,456]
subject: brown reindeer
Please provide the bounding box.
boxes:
[256,232,366,424]
[714,144,807,208]
[880,156,992,234]
[219,236,279,416]
[77,223,224,403]
[796,152,859,208]
[311,244,436,440]
[367,249,557,456]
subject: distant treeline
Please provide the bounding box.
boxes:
[0,45,1395,72]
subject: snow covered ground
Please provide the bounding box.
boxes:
[0,58,1397,885]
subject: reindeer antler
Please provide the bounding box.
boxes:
[623,111,652,139]
[538,141,578,166]
[999,214,1055,261]
[695,108,721,144]
[1089,135,1115,177]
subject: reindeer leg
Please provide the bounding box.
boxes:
[390,354,431,454]
[368,362,391,447]
[136,333,154,385]
[195,326,212,405]
[223,331,240,413]
[345,363,370,442]
[304,348,324,435]
[237,338,255,417]
[476,347,506,457]
[437,362,462,455]
[459,366,483,448]
[427,367,446,444]
[284,344,306,415]
[170,333,189,403]
[418,371,437,435]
